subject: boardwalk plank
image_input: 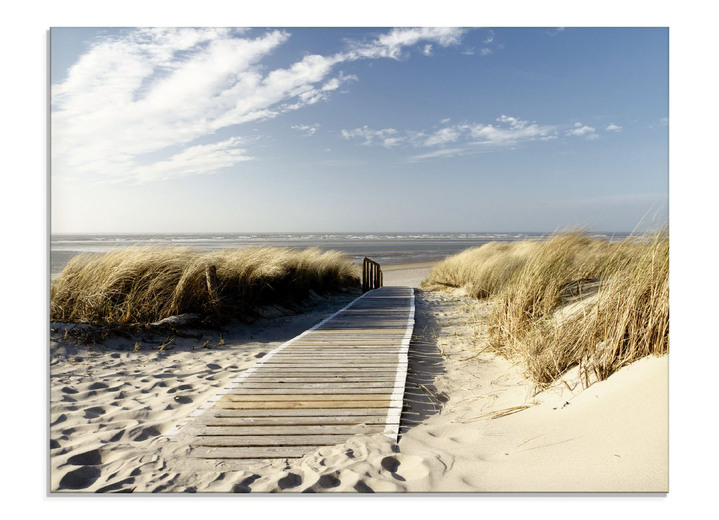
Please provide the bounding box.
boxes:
[199,424,386,436]
[195,434,361,447]
[213,400,392,410]
[192,447,315,460]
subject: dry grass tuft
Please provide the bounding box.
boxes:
[51,246,359,325]
[424,228,668,386]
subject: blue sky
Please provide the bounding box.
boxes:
[51,27,668,233]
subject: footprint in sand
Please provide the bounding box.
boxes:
[231,474,260,493]
[277,472,302,490]
[129,426,161,441]
[381,456,401,473]
[67,449,103,466]
[58,466,102,490]
[51,414,67,426]
[315,473,341,489]
[83,406,106,419]
[96,477,135,493]
[353,480,374,493]
[380,454,429,481]
[168,383,193,394]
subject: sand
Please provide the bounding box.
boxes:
[48,261,668,493]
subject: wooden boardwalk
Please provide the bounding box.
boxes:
[166,286,415,463]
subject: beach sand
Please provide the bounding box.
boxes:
[49,261,668,493]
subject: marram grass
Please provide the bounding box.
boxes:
[51,246,360,325]
[424,229,668,386]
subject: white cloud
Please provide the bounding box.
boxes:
[292,124,319,136]
[423,127,461,147]
[53,27,466,184]
[343,115,558,160]
[566,122,598,138]
[606,123,622,132]
[341,126,404,148]
[345,27,465,60]
[130,137,253,183]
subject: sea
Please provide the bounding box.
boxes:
[50,232,632,279]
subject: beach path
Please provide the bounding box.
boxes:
[165,286,415,463]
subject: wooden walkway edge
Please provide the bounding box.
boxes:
[165,286,415,463]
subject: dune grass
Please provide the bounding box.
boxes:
[50,246,360,325]
[423,229,668,386]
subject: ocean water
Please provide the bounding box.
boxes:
[50,232,631,279]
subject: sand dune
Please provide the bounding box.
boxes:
[49,262,667,493]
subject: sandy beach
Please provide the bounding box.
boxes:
[49,260,668,493]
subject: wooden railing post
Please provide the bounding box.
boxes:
[361,257,383,293]
[206,264,218,297]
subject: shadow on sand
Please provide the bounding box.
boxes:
[399,289,448,437]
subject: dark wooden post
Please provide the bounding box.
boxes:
[362,257,383,292]
[206,265,219,299]
[362,258,367,292]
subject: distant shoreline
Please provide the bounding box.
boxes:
[50,231,634,279]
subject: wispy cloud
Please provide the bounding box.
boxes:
[605,123,622,132]
[291,123,320,136]
[53,27,466,183]
[461,29,500,56]
[341,126,404,148]
[566,122,599,140]
[344,27,465,60]
[342,115,559,160]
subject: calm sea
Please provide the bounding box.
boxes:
[50,232,631,279]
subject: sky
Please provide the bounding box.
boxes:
[50,26,668,233]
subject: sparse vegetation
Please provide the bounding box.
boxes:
[51,246,360,325]
[423,228,669,387]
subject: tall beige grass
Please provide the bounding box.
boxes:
[51,246,359,325]
[424,240,542,298]
[424,229,668,386]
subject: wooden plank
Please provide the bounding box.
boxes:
[239,376,399,383]
[223,387,395,395]
[198,424,386,436]
[218,393,393,402]
[202,408,392,418]
[243,370,401,376]
[234,381,397,389]
[257,362,401,367]
[260,359,403,363]
[213,400,391,410]
[194,434,357,447]
[192,446,317,459]
[199,416,394,427]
